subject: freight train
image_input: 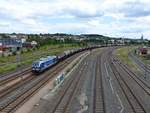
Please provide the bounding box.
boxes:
[31,45,112,73]
[32,47,89,73]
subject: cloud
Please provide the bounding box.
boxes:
[0,22,10,27]
[64,8,103,18]
[0,0,150,38]
[119,1,150,17]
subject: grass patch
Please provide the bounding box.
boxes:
[115,46,140,71]
[0,64,17,74]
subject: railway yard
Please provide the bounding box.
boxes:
[0,47,150,113]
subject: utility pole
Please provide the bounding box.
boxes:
[16,50,21,67]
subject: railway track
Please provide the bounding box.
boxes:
[129,52,150,72]
[0,67,32,86]
[109,55,147,113]
[93,55,106,113]
[46,50,106,113]
[0,74,35,99]
[47,57,88,113]
[112,56,150,96]
[0,51,85,113]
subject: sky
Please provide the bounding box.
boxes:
[0,0,150,39]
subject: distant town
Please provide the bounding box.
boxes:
[0,33,148,56]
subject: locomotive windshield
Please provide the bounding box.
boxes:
[33,61,39,67]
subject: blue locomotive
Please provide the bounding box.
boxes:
[32,56,57,73]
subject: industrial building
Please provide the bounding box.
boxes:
[0,38,22,56]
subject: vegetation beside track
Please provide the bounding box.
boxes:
[0,44,84,75]
[115,46,140,71]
